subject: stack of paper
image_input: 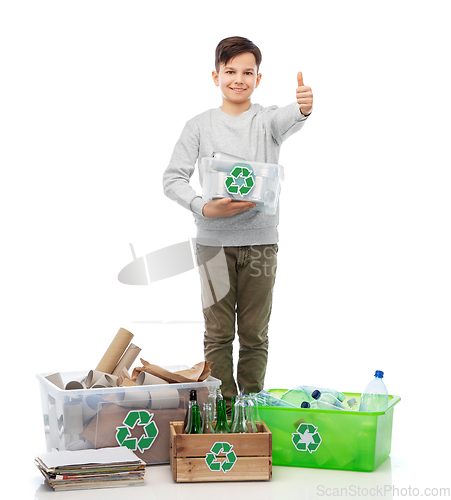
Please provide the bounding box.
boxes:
[35,447,146,491]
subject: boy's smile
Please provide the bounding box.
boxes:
[212,52,262,116]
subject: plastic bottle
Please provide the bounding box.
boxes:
[255,390,298,408]
[303,386,347,402]
[359,370,389,412]
[346,397,359,411]
[280,387,310,407]
[310,390,348,410]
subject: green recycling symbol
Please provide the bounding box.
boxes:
[205,442,237,473]
[115,410,158,453]
[292,423,322,454]
[224,163,255,196]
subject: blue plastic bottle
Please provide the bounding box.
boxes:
[359,370,389,412]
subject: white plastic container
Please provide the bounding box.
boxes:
[37,367,221,464]
[201,157,284,216]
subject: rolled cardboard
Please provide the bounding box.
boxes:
[95,328,134,374]
[136,371,169,386]
[65,381,84,390]
[90,374,118,389]
[63,400,84,434]
[149,389,180,410]
[86,370,109,388]
[82,395,104,424]
[112,343,141,376]
[45,372,64,390]
[115,388,151,408]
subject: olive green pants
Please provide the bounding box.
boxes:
[196,244,278,409]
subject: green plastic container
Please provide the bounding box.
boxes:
[259,390,401,472]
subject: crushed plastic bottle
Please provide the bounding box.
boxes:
[346,397,359,411]
[281,385,346,406]
[310,390,348,410]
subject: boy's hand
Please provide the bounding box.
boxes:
[296,72,313,116]
[203,197,256,218]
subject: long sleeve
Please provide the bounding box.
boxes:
[266,102,309,146]
[162,120,206,216]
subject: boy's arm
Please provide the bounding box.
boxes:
[268,71,313,145]
[163,121,206,215]
[163,121,255,218]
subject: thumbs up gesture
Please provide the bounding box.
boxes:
[296,72,313,116]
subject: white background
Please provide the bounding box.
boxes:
[2,0,450,497]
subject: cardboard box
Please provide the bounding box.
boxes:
[169,421,272,482]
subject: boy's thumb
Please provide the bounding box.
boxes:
[220,197,232,205]
[297,71,304,87]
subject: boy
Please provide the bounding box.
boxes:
[163,36,313,409]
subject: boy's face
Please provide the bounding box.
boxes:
[212,52,261,108]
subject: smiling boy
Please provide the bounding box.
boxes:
[163,36,313,410]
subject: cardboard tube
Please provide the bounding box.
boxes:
[86,370,109,388]
[95,328,134,374]
[63,400,84,434]
[115,389,151,409]
[136,371,169,386]
[45,372,64,390]
[149,389,180,410]
[112,343,141,376]
[90,374,117,389]
[82,395,104,424]
[65,381,84,390]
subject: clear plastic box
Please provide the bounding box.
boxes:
[201,157,284,216]
[37,368,221,465]
[258,389,401,472]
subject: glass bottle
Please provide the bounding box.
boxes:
[207,388,217,424]
[184,389,198,434]
[230,395,248,433]
[244,395,257,433]
[188,404,203,434]
[202,402,215,434]
[249,393,261,426]
[214,399,229,433]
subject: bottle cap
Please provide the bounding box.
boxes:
[312,390,321,400]
[301,401,310,408]
[375,370,384,378]
[189,389,197,401]
[347,397,357,406]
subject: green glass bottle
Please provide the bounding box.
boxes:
[188,404,203,434]
[214,399,229,433]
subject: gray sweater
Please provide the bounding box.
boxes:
[163,102,308,246]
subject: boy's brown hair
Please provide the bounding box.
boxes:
[215,36,262,72]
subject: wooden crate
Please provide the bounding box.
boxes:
[169,421,272,482]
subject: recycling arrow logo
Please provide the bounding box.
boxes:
[224,163,255,196]
[292,423,322,454]
[205,442,237,473]
[115,410,159,453]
